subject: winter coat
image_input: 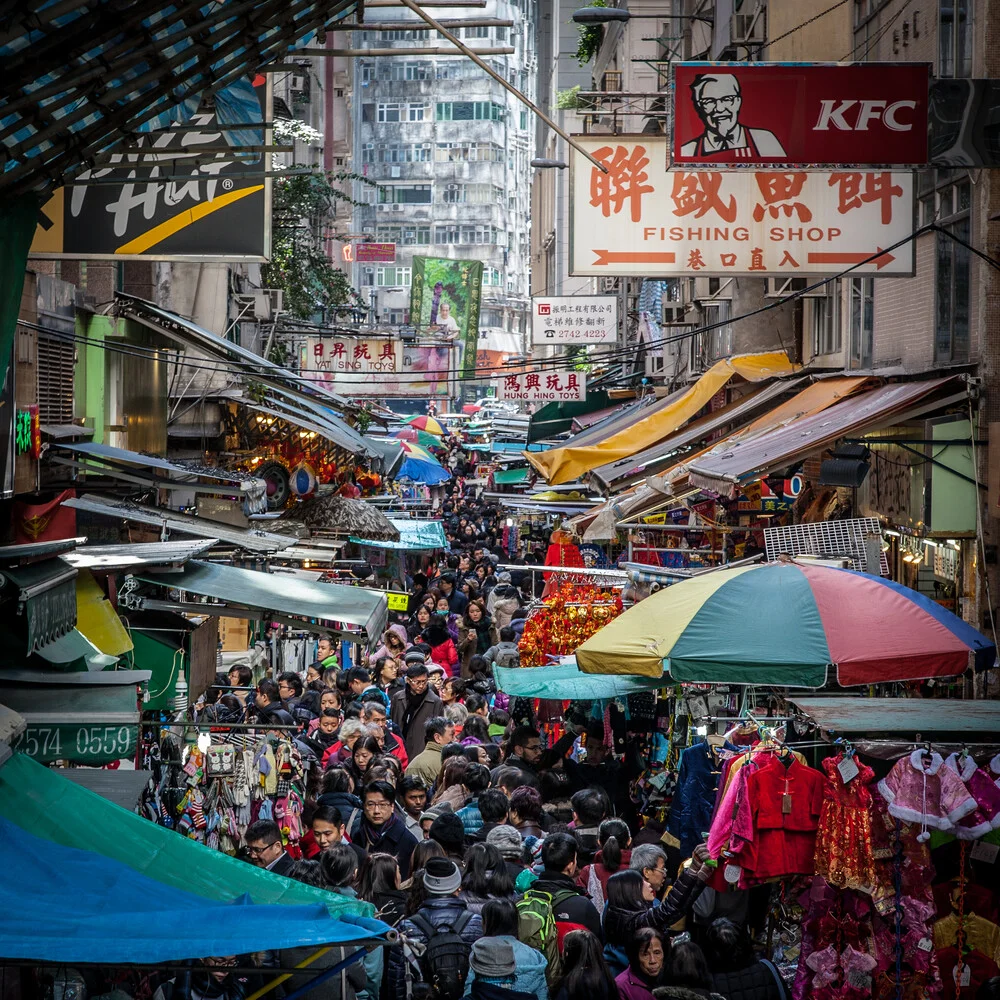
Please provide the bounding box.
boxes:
[575,850,632,913]
[386,897,483,996]
[457,616,498,675]
[391,686,444,762]
[486,584,521,631]
[651,989,727,1000]
[616,968,659,1000]
[457,890,511,917]
[602,867,706,951]
[711,961,789,1000]
[427,636,459,674]
[482,640,520,669]
[352,813,419,880]
[463,936,548,1000]
[368,888,408,928]
[317,791,364,835]
[406,741,445,787]
[367,625,409,667]
[528,869,603,940]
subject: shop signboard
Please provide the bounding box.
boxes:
[386,592,409,612]
[343,242,397,263]
[29,79,270,261]
[13,722,137,764]
[495,370,586,403]
[303,336,452,399]
[672,63,929,166]
[410,256,484,377]
[570,136,915,277]
[531,295,618,345]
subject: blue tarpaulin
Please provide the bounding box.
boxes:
[0,816,389,963]
[494,659,666,700]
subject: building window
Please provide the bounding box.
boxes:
[442,184,465,204]
[401,225,431,245]
[519,111,528,130]
[920,169,972,362]
[482,267,503,286]
[939,0,973,77]
[435,101,504,122]
[407,104,425,122]
[387,309,409,325]
[362,143,375,164]
[376,226,401,242]
[701,300,733,361]
[360,63,374,84]
[378,184,432,204]
[376,266,412,287]
[435,224,460,244]
[463,25,490,38]
[810,291,841,357]
[377,103,402,123]
[480,308,505,327]
[849,277,874,369]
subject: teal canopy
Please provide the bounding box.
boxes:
[352,518,447,551]
[494,660,666,700]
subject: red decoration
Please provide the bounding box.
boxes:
[518,581,623,668]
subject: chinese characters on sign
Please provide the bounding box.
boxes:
[15,406,40,459]
[495,371,587,403]
[571,136,915,276]
[673,64,929,166]
[531,296,619,346]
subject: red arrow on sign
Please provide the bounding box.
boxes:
[806,248,896,270]
[592,250,677,266]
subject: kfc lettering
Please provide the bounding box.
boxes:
[673,63,929,166]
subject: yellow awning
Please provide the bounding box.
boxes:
[75,570,134,657]
[524,351,799,485]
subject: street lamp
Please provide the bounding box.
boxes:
[531,158,569,168]
[572,6,713,24]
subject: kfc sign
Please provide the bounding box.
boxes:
[673,63,929,166]
[496,370,586,402]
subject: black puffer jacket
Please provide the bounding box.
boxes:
[712,961,788,1000]
[602,867,706,949]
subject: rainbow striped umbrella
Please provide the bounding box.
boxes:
[393,427,442,448]
[403,414,446,435]
[576,561,994,688]
[396,440,450,485]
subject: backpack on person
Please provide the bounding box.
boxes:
[515,887,577,987]
[491,642,520,669]
[407,910,473,1000]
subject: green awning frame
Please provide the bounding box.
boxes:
[494,659,666,700]
[0,558,78,652]
[351,518,447,551]
[527,391,614,443]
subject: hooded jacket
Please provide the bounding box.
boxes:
[528,869,603,940]
[602,867,706,950]
[486,581,522,631]
[463,936,548,1000]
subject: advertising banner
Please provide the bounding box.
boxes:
[303,337,452,398]
[570,136,914,277]
[495,370,586,403]
[410,256,484,378]
[347,242,397,263]
[532,295,618,345]
[672,63,929,166]
[29,79,270,260]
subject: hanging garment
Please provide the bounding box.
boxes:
[933,911,1000,964]
[667,739,729,858]
[942,753,1000,839]
[814,754,878,891]
[877,750,979,840]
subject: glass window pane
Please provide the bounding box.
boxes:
[953,217,971,358]
[935,232,954,358]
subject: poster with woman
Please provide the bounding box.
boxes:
[410,256,484,377]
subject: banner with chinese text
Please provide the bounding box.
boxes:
[531,295,618,345]
[673,63,929,166]
[570,136,914,276]
[410,256,483,377]
[495,370,586,403]
[303,337,452,399]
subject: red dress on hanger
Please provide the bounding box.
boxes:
[814,754,877,890]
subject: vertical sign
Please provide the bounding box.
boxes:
[410,256,484,378]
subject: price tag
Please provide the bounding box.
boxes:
[724,863,742,884]
[782,793,793,814]
[917,938,933,952]
[954,965,971,987]
[971,840,999,864]
[838,756,860,783]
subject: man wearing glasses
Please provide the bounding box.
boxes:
[680,73,785,160]
[243,818,294,876]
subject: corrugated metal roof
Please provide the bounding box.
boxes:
[351,519,447,551]
[62,495,295,553]
[789,696,1000,735]
[63,539,218,571]
[687,378,964,497]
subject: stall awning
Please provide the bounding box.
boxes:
[527,391,616,443]
[351,519,447,551]
[0,558,78,652]
[787,697,1000,736]
[135,560,388,644]
[63,539,218,571]
[33,627,118,671]
[687,377,965,497]
[494,467,530,485]
[62,495,294,554]
[75,570,133,657]
[495,660,666,700]
[526,351,799,485]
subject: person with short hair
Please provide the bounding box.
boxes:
[616,926,667,1000]
[243,819,293,875]
[471,787,509,844]
[362,698,409,769]
[397,774,427,839]
[630,844,670,901]
[658,938,728,1000]
[455,762,492,839]
[390,662,445,761]
[570,787,610,866]
[508,786,545,840]
[405,715,456,787]
[353,780,418,880]
[493,725,575,779]
[704,917,789,1000]
[316,635,338,670]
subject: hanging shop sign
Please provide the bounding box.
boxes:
[672,63,930,166]
[495,370,586,403]
[386,592,410,612]
[531,295,619,345]
[303,336,452,399]
[343,242,397,263]
[410,256,484,378]
[13,722,137,764]
[569,136,915,277]
[29,78,270,261]
[15,404,41,459]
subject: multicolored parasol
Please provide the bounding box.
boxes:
[402,414,446,435]
[392,427,443,448]
[576,561,995,688]
[395,440,451,485]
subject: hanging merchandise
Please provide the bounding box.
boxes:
[814,751,878,891]
[941,752,1000,840]
[667,737,731,859]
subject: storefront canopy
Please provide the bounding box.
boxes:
[351,518,447,551]
[135,559,388,643]
[787,696,1000,736]
[576,561,994,687]
[63,539,217,572]
[0,556,78,652]
[526,351,799,485]
[494,660,665,700]
[527,391,616,443]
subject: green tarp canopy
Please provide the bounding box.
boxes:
[352,518,447,551]
[0,753,373,918]
[494,659,666,700]
[526,391,613,443]
[494,467,530,486]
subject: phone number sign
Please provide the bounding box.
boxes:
[14,723,137,764]
[570,136,915,276]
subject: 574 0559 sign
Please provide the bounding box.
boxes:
[496,371,586,403]
[14,723,137,764]
[570,136,914,277]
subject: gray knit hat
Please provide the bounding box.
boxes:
[423,857,462,896]
[486,824,523,860]
[470,938,516,978]
[419,800,454,825]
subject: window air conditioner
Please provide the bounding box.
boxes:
[391,203,405,211]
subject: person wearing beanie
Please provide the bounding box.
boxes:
[391,662,444,762]
[429,811,467,868]
[464,900,548,1000]
[387,857,482,995]
[485,824,526,886]
[466,938,537,1000]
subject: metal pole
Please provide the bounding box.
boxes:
[292,46,515,56]
[392,0,608,173]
